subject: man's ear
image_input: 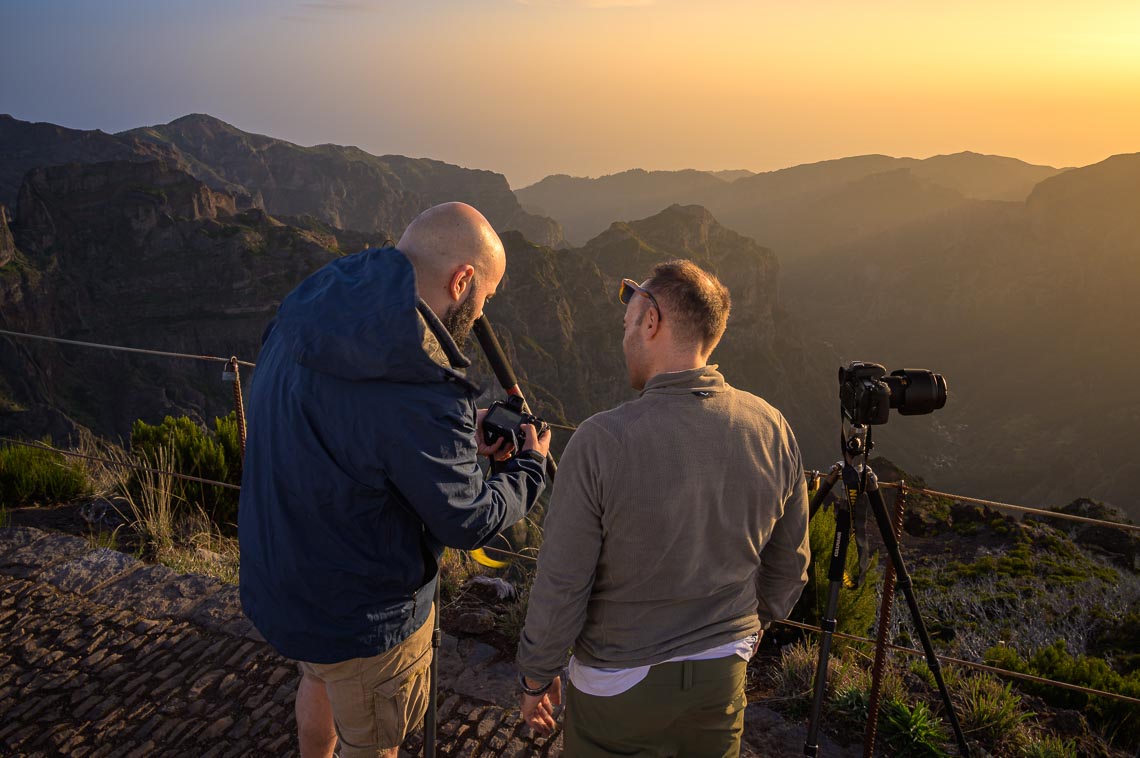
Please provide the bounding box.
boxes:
[643,303,660,338]
[449,265,476,302]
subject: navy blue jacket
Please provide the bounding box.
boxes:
[238,247,546,663]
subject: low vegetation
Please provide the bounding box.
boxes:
[769,640,1093,756]
[130,412,243,530]
[985,640,1140,750]
[109,438,240,583]
[0,438,90,506]
[0,427,240,584]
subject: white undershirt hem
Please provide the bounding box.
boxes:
[567,633,757,697]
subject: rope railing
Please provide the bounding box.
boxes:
[772,618,1140,707]
[876,481,1140,533]
[0,328,256,368]
[2,329,1134,535]
[2,329,1139,715]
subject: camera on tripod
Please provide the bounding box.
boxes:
[482,395,549,451]
[805,361,970,758]
[839,362,947,426]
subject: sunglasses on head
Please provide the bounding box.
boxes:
[619,278,663,320]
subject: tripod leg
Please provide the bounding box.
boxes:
[804,504,853,757]
[808,471,838,521]
[425,582,441,758]
[866,488,971,757]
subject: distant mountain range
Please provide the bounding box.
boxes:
[516,153,1064,247]
[0,113,1136,520]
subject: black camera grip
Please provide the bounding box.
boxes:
[473,317,519,392]
[473,315,557,480]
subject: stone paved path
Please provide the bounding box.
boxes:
[1,526,849,757]
[0,527,561,757]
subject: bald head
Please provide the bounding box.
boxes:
[398,202,506,345]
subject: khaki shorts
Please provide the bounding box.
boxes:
[297,606,434,755]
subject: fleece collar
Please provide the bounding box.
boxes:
[640,365,726,396]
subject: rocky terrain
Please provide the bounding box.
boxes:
[0,526,563,757]
[0,525,861,757]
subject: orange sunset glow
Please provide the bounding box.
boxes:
[4,1,1139,185]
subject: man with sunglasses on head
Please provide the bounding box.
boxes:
[516,260,810,757]
[239,202,551,758]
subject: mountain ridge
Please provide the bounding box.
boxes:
[517,152,1065,246]
[121,114,565,247]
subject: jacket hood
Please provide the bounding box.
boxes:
[270,247,473,383]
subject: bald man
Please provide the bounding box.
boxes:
[239,203,551,758]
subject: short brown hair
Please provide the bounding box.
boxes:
[645,260,731,353]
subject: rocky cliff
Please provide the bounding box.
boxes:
[0,159,340,439]
[0,206,14,268]
[123,114,564,247]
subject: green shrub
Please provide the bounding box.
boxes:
[790,501,882,642]
[130,413,242,530]
[984,640,1140,749]
[1019,734,1077,757]
[0,439,89,506]
[830,684,870,729]
[957,674,1030,751]
[1088,609,1140,675]
[879,698,950,757]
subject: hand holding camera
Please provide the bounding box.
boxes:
[478,396,552,459]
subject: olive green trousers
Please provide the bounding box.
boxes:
[563,655,748,758]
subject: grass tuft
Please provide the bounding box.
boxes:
[879,697,950,757]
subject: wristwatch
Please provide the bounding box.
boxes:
[518,672,552,696]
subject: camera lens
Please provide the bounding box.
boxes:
[891,369,947,415]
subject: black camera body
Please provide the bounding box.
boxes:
[482,395,549,451]
[839,362,947,426]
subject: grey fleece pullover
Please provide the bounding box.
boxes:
[517,365,811,683]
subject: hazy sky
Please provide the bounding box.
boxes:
[2,1,1137,187]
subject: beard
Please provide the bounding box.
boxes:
[442,278,479,350]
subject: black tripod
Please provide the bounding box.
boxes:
[803,425,971,757]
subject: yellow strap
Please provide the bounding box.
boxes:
[470,548,509,569]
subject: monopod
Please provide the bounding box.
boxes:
[423,315,557,758]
